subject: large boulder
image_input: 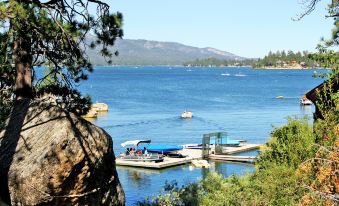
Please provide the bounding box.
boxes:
[0,98,124,205]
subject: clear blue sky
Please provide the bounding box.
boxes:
[109,0,334,58]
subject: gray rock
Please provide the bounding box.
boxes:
[0,98,124,206]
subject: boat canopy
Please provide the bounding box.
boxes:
[121,140,151,147]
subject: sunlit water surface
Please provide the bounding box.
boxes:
[74,66,323,205]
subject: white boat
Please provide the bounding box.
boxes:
[118,140,164,162]
[300,97,312,105]
[181,110,193,118]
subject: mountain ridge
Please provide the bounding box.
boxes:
[86,38,246,66]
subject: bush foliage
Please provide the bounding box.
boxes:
[257,118,316,169]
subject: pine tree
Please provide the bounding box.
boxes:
[0,1,123,109]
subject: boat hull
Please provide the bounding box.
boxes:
[300,100,312,105]
[119,154,164,163]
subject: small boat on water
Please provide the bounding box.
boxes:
[181,110,193,118]
[300,96,312,105]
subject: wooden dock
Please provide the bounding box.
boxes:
[116,144,262,169]
[116,156,192,169]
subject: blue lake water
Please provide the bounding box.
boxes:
[76,66,324,205]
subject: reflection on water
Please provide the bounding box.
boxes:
[300,104,313,115]
[117,161,255,205]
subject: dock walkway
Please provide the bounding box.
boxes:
[209,155,256,162]
[222,143,261,154]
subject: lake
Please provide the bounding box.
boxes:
[77,66,323,205]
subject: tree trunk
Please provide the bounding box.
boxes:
[13,34,33,100]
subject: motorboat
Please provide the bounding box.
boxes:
[300,96,312,105]
[181,110,193,118]
[119,139,164,162]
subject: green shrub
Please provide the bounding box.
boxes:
[257,117,316,169]
[137,181,201,206]
[198,164,307,205]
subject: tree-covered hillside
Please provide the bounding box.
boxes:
[183,57,256,67]
[86,38,245,66]
[183,50,319,68]
[253,50,319,68]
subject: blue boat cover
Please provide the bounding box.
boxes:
[139,144,183,153]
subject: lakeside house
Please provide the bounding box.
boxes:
[306,77,339,120]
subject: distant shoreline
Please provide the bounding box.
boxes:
[93,65,253,68]
[253,66,319,70]
[93,65,325,70]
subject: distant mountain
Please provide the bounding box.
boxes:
[86,38,245,66]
